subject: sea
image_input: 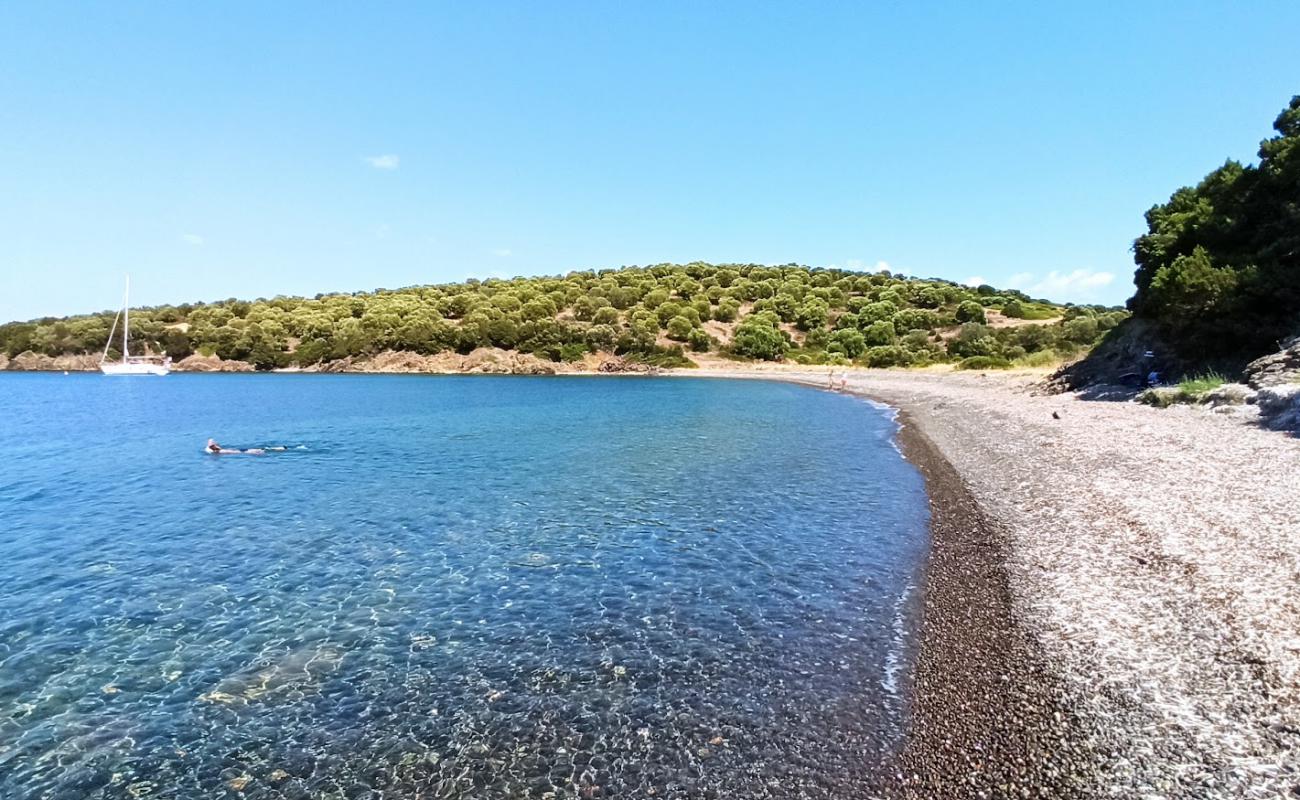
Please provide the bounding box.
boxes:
[0,373,929,799]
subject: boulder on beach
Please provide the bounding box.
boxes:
[1202,383,1255,407]
[1256,383,1300,431]
[1244,335,1300,389]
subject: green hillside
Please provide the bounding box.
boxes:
[0,264,1123,370]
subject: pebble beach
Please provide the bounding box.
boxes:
[683,366,1300,799]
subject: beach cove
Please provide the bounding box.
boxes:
[1,369,1296,797]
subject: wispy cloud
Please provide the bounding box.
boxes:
[180,233,204,246]
[490,247,512,257]
[829,258,898,274]
[1010,269,1116,301]
[962,275,987,287]
[364,154,400,170]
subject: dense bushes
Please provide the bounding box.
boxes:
[1130,96,1300,360]
[0,262,1122,370]
[731,313,790,360]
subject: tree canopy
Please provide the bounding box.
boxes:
[1130,95,1300,357]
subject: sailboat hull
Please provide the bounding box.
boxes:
[100,362,170,376]
[99,276,170,375]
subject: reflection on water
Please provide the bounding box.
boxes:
[0,375,928,798]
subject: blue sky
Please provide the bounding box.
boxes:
[2,2,1297,322]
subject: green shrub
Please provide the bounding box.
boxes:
[891,308,937,332]
[628,345,693,368]
[803,327,830,349]
[946,323,997,358]
[731,320,789,361]
[656,301,684,327]
[861,345,911,367]
[955,300,987,324]
[686,328,712,352]
[863,320,896,346]
[828,328,866,358]
[714,298,741,323]
[956,356,1012,370]
[1011,349,1065,368]
[666,315,694,341]
[794,298,830,331]
[591,306,621,325]
[859,301,898,325]
[559,343,589,362]
[584,324,618,352]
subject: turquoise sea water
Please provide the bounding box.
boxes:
[0,374,928,799]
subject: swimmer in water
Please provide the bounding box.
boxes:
[206,438,265,455]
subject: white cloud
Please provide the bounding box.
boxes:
[1013,269,1116,301]
[1006,272,1034,289]
[364,154,400,170]
[180,233,204,246]
[490,248,512,257]
[962,275,986,287]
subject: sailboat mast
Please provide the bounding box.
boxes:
[123,274,130,359]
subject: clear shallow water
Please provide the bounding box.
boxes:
[0,374,928,799]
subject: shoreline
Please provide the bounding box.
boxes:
[692,367,1300,799]
[688,369,1097,796]
[883,405,1095,797]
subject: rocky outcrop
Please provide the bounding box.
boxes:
[1256,383,1300,431]
[1202,382,1255,407]
[2,351,101,371]
[174,354,255,372]
[1244,335,1300,388]
[309,348,673,375]
[314,348,561,375]
[594,356,657,374]
[1045,319,1180,393]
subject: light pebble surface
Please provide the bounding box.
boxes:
[686,367,1300,799]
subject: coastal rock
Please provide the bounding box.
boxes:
[459,348,556,375]
[174,354,255,372]
[3,350,101,371]
[328,348,561,375]
[1256,384,1300,431]
[595,356,656,374]
[1202,383,1255,407]
[1244,335,1300,388]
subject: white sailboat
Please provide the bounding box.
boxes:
[100,275,171,376]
